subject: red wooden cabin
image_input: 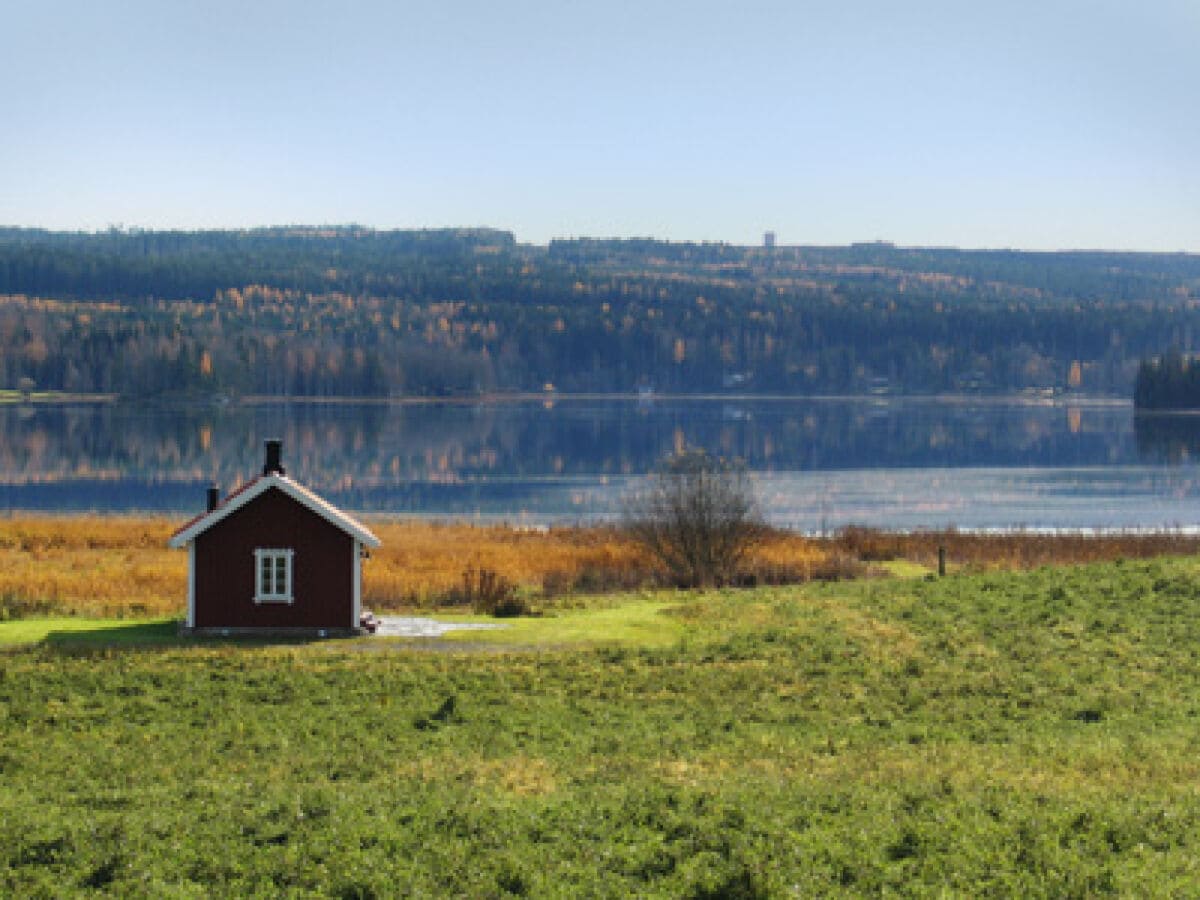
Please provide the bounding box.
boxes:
[168,440,381,635]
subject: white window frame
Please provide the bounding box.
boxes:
[254,548,295,604]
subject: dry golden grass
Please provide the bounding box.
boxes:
[365,522,834,607]
[0,517,184,618]
[0,516,828,617]
[362,521,651,607]
[831,526,1200,572]
[3,516,1199,619]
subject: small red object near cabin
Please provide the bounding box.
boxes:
[168,439,381,636]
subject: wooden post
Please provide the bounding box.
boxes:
[938,546,946,577]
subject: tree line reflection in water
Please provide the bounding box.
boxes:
[0,398,1193,523]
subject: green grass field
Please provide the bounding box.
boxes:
[0,616,180,647]
[3,558,1200,895]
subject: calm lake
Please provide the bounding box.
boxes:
[2,397,1199,531]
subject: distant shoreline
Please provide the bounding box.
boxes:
[0,390,117,404]
[0,390,1134,408]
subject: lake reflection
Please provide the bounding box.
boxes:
[0,398,1197,530]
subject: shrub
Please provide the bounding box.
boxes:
[623,450,768,588]
[455,566,529,617]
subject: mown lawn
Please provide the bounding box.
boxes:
[0,617,180,647]
[3,557,1200,896]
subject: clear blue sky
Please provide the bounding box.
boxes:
[4,0,1197,250]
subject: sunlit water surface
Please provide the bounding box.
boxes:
[2,397,1198,531]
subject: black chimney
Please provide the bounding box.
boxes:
[263,439,285,476]
[206,484,220,512]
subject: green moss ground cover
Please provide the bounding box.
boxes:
[3,558,1200,895]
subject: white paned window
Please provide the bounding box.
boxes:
[254,548,294,603]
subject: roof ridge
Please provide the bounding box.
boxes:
[167,475,262,540]
[167,473,380,548]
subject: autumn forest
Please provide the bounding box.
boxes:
[2,227,1199,399]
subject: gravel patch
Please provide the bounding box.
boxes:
[372,616,508,639]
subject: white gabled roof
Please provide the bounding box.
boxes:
[168,473,382,549]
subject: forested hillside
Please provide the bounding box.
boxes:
[2,227,1199,399]
[1134,351,1200,410]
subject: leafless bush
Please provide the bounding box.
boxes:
[623,450,769,588]
[453,566,528,617]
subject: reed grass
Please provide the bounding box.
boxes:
[0,517,827,618]
[0,518,183,619]
[2,516,1198,620]
[832,525,1200,572]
